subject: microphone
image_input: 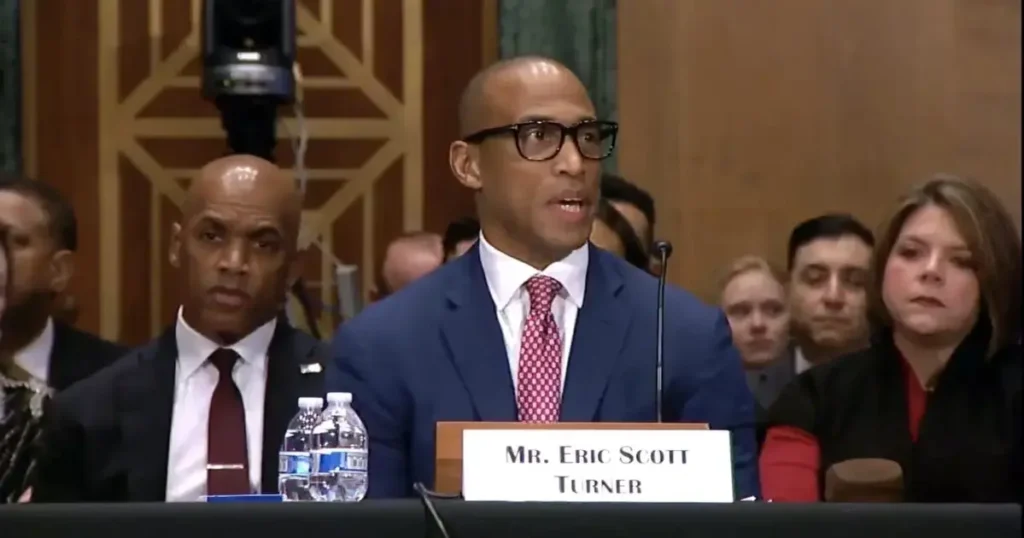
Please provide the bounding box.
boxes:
[653,240,673,423]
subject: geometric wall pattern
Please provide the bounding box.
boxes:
[97,0,423,340]
[22,0,489,345]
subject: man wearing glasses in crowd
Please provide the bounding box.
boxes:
[325,56,759,500]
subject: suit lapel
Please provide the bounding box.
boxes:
[440,245,517,421]
[260,321,324,493]
[116,327,177,501]
[750,351,795,408]
[560,247,631,422]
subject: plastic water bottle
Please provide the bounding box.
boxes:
[278,396,323,501]
[310,392,369,502]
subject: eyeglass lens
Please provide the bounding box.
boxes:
[515,121,616,161]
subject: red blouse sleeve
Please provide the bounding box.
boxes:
[759,425,821,502]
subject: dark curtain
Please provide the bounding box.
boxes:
[498,0,618,172]
[0,0,20,174]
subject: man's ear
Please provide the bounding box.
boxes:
[168,222,182,268]
[449,141,482,190]
[49,249,74,294]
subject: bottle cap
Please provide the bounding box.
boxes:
[326,392,352,404]
[298,397,323,409]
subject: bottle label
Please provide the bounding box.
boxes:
[313,449,368,472]
[279,452,312,475]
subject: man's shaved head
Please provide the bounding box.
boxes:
[381,232,443,295]
[457,56,579,138]
[171,154,303,344]
[183,154,302,244]
[449,55,606,270]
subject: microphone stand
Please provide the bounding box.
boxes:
[653,241,674,423]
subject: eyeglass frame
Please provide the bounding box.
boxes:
[460,119,619,162]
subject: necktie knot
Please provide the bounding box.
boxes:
[209,348,239,376]
[525,275,561,314]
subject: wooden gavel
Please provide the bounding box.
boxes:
[824,458,904,502]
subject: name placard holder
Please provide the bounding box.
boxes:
[435,422,733,503]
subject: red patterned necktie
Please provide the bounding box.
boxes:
[516,275,563,423]
[206,348,251,495]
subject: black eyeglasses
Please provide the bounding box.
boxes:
[462,120,619,162]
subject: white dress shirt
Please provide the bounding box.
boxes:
[477,233,588,393]
[794,347,813,375]
[165,309,277,502]
[12,317,54,384]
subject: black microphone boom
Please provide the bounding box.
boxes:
[654,240,673,423]
[413,482,459,538]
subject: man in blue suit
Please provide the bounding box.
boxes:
[327,56,760,500]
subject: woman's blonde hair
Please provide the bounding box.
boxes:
[718,255,788,296]
[870,174,1022,357]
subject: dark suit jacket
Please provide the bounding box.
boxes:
[49,321,127,391]
[327,244,760,500]
[0,322,123,503]
[768,322,1022,502]
[745,351,796,412]
[746,351,796,448]
[31,321,325,502]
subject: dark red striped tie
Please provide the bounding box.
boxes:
[206,348,250,495]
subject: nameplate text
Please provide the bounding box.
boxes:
[461,429,734,502]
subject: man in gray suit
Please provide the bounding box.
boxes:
[719,256,792,428]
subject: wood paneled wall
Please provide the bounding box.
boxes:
[23,0,488,344]
[618,0,1021,302]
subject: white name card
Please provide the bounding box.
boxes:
[461,429,734,503]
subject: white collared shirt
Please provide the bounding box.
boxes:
[165,308,277,502]
[794,347,813,375]
[12,317,54,384]
[477,233,588,393]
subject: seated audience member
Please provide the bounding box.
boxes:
[31,155,325,502]
[787,214,874,372]
[0,176,126,385]
[0,176,126,503]
[600,174,658,272]
[600,173,655,252]
[761,175,1023,503]
[718,255,792,444]
[442,217,480,262]
[591,199,649,270]
[377,232,443,297]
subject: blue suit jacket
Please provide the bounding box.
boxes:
[327,244,760,499]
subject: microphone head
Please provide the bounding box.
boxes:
[654,240,673,259]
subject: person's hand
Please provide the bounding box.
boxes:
[18,487,32,503]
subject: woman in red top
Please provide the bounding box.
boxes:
[760,175,1022,503]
